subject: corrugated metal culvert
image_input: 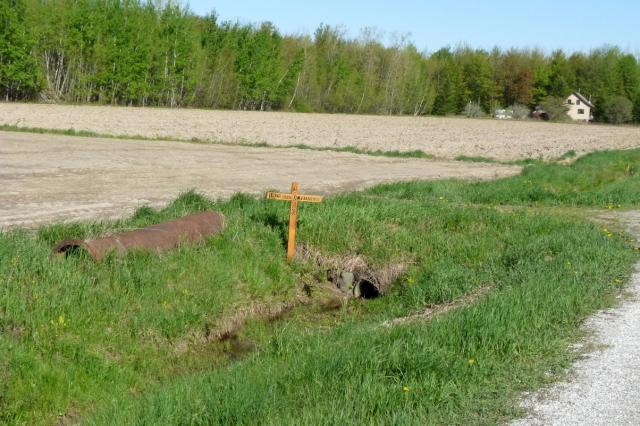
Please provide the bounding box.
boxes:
[53,211,225,261]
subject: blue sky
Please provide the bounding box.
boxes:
[186,1,638,53]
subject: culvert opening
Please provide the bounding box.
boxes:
[52,240,91,258]
[295,243,406,300]
[356,279,381,299]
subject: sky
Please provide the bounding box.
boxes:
[186,0,639,53]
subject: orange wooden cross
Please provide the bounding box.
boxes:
[266,182,323,261]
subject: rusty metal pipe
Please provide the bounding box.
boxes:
[53,211,225,261]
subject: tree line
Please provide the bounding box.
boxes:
[2,0,640,123]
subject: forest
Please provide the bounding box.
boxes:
[1,0,640,123]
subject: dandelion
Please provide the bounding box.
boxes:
[50,314,67,331]
[468,358,476,366]
[402,386,410,392]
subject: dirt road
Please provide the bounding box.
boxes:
[0,131,519,228]
[2,103,639,161]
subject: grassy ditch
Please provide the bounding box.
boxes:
[1,151,639,425]
[374,148,640,208]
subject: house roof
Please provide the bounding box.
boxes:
[570,92,594,108]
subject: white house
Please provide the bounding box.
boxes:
[565,92,594,121]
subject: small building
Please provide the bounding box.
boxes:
[565,92,594,121]
[494,108,513,120]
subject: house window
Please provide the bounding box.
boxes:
[576,99,581,105]
[578,109,585,115]
[567,99,572,104]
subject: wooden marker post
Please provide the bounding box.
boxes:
[266,182,323,261]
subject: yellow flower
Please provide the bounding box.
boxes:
[51,314,67,330]
[468,358,476,366]
[402,386,410,392]
[406,276,415,286]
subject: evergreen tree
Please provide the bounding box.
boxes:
[547,50,572,97]
[431,48,463,115]
[633,94,640,123]
[617,54,640,101]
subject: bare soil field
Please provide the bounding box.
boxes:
[0,131,519,228]
[2,103,639,161]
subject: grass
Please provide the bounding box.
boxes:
[372,148,640,208]
[455,150,579,165]
[1,150,639,425]
[291,143,434,158]
[454,154,500,163]
[0,124,433,160]
[0,124,103,138]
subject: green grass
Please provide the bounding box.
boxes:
[0,124,103,138]
[454,154,500,163]
[0,150,639,425]
[372,148,640,208]
[292,143,434,158]
[455,150,579,165]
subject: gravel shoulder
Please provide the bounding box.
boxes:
[0,130,519,229]
[514,210,640,426]
[2,103,640,161]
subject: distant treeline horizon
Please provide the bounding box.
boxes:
[1,0,639,123]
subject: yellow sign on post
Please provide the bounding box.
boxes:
[266,182,323,261]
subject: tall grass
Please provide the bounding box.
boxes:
[0,149,638,424]
[88,205,634,425]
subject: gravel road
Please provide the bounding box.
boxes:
[514,210,640,426]
[0,130,519,229]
